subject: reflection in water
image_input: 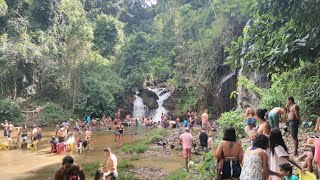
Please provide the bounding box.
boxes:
[0,126,183,180]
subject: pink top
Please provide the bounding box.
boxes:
[314,138,320,163]
[180,132,193,149]
[267,146,289,180]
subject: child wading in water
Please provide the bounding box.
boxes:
[279,163,298,180]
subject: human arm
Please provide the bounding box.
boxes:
[315,118,320,132]
[190,135,194,147]
[293,105,300,121]
[303,143,315,148]
[215,142,223,160]
[285,157,302,170]
[242,108,248,117]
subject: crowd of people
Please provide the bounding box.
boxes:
[0,121,43,149]
[177,96,320,180]
[2,95,320,179]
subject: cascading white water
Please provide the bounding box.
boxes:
[132,92,148,118]
[132,87,171,121]
[148,88,171,122]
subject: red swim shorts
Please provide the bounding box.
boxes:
[182,148,191,158]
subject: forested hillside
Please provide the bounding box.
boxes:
[0,0,319,124]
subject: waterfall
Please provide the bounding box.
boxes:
[148,87,171,122]
[132,92,148,118]
[132,87,171,121]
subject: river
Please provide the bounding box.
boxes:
[0,125,183,180]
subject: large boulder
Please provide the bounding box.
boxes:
[138,89,159,109]
[208,66,237,120]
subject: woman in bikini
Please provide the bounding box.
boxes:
[215,126,243,180]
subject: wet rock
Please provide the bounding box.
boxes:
[138,89,159,109]
[163,96,175,112]
[208,68,237,120]
[118,95,135,119]
[159,89,169,96]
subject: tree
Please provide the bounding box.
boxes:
[0,0,7,17]
[30,0,61,30]
[226,0,320,73]
[93,14,124,59]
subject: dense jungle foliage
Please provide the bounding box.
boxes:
[0,0,319,123]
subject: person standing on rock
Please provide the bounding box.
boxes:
[286,96,300,156]
[268,107,287,129]
[201,109,210,132]
[180,128,193,171]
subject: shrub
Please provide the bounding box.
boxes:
[164,169,188,180]
[40,103,72,125]
[145,128,169,143]
[0,99,22,124]
[217,109,246,139]
[121,142,148,154]
[195,152,217,179]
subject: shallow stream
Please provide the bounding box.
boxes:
[0,126,183,180]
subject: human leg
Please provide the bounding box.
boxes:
[289,120,299,155]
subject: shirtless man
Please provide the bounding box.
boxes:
[84,128,92,151]
[58,126,66,143]
[286,96,300,155]
[32,125,38,141]
[1,120,9,138]
[54,155,85,180]
[101,147,118,180]
[242,105,255,118]
[268,107,287,129]
[8,121,14,136]
[201,109,210,132]
[169,120,177,129]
